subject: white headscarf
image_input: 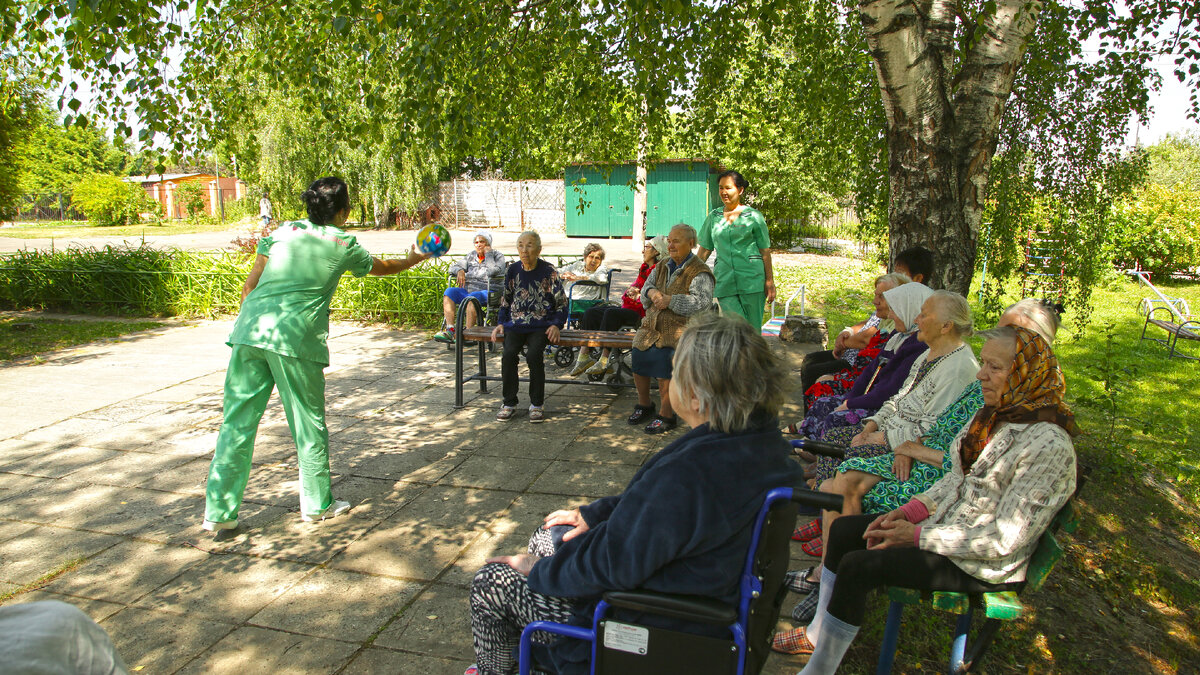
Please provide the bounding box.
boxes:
[473,231,493,247]
[882,282,933,350]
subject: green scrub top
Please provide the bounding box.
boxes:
[228,220,374,366]
[698,205,771,297]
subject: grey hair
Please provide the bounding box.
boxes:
[672,313,788,433]
[582,242,605,259]
[978,325,1019,351]
[875,272,912,289]
[669,222,698,244]
[1002,298,1060,343]
[929,290,974,337]
[516,230,542,251]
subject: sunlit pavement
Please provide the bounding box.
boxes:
[0,318,816,674]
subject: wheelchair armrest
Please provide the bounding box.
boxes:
[791,438,846,459]
[602,590,737,626]
[793,489,844,512]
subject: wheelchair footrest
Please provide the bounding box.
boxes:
[595,619,738,675]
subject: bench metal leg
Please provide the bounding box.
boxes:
[478,337,488,393]
[948,609,973,675]
[875,601,905,674]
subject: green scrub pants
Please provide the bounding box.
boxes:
[205,344,332,522]
[718,292,766,329]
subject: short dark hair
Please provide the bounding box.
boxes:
[718,170,749,191]
[895,246,935,283]
[302,177,349,225]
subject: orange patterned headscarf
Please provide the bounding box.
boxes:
[959,326,1080,473]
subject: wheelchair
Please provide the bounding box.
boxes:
[551,268,619,367]
[517,486,844,675]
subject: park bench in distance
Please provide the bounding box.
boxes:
[1140,306,1200,361]
[452,323,636,409]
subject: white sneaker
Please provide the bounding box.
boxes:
[569,353,596,376]
[202,519,238,531]
[302,499,351,522]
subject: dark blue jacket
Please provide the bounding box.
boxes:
[527,413,805,673]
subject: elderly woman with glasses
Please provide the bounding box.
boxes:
[466,313,803,675]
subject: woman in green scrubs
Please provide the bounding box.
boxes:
[697,170,775,328]
[203,177,430,531]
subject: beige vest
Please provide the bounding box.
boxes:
[633,256,713,350]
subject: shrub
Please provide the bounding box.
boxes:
[72,175,151,227]
[1109,184,1200,278]
[175,181,207,220]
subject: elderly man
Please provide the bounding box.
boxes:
[628,223,715,434]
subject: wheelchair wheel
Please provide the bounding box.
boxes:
[554,346,576,368]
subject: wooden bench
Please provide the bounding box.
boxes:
[453,322,637,409]
[1140,306,1200,361]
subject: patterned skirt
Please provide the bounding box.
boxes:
[812,422,890,483]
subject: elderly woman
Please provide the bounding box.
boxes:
[204,177,430,530]
[628,223,715,434]
[493,231,566,423]
[434,231,508,343]
[777,326,1078,671]
[778,299,1064,625]
[558,243,610,313]
[570,235,668,377]
[467,313,803,675]
[697,170,775,328]
[795,278,928,441]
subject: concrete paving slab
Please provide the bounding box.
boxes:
[141,456,212,496]
[64,487,204,540]
[337,444,469,484]
[474,427,576,460]
[439,455,552,492]
[135,381,222,403]
[248,567,421,642]
[553,436,655,465]
[175,625,360,675]
[77,399,176,424]
[0,519,39,544]
[139,554,315,622]
[81,421,175,452]
[65,449,197,488]
[0,526,122,585]
[11,416,126,449]
[372,582,474,656]
[100,606,238,674]
[238,463,343,508]
[171,502,293,553]
[527,459,640,499]
[330,486,518,581]
[0,593,126,622]
[41,540,208,604]
[339,646,472,675]
[0,472,51,503]
[1,445,125,479]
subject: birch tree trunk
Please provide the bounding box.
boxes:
[861,0,1042,293]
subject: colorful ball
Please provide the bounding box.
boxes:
[416,223,451,258]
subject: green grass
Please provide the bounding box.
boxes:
[0,316,166,361]
[0,557,86,604]
[0,216,252,239]
[772,253,1200,673]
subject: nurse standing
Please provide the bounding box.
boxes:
[697,170,775,328]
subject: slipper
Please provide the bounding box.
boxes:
[791,589,819,622]
[791,518,822,542]
[771,626,815,655]
[785,422,802,435]
[783,567,820,594]
[801,538,823,557]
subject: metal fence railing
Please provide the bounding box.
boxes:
[14,193,85,222]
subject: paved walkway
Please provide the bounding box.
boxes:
[0,318,819,674]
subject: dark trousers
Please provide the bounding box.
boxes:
[824,514,1019,626]
[580,305,641,332]
[502,329,549,407]
[800,350,851,392]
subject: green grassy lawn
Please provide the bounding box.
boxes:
[0,316,166,361]
[0,217,253,239]
[773,253,1199,673]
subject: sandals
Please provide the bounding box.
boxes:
[791,518,822,542]
[627,403,656,425]
[645,415,678,435]
[783,567,820,594]
[771,626,815,655]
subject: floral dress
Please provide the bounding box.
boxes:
[813,350,954,482]
[802,330,891,410]
[842,381,984,512]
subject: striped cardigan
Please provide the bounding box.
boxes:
[915,421,1076,583]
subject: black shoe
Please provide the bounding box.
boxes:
[627,404,655,425]
[645,415,678,434]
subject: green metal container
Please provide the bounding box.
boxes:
[565,160,718,237]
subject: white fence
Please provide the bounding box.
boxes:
[437,179,564,232]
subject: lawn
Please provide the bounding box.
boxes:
[0,217,253,240]
[773,252,1200,674]
[0,316,167,361]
